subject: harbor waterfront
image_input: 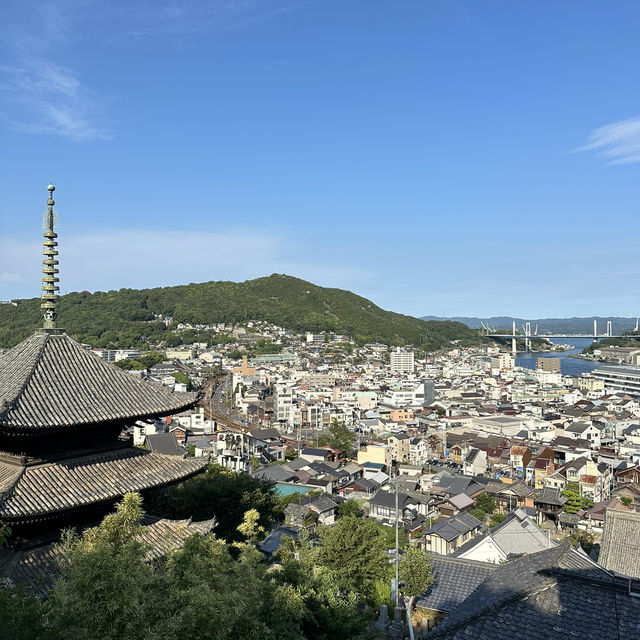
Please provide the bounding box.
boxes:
[515,338,599,376]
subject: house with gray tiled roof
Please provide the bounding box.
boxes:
[426,542,640,640]
[454,508,555,564]
[421,512,484,555]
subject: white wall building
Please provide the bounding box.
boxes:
[390,348,415,373]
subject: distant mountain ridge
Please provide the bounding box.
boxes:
[421,315,639,333]
[0,274,484,351]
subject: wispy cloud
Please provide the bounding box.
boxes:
[0,228,374,299]
[0,273,22,283]
[112,0,310,38]
[578,116,640,165]
[0,58,110,140]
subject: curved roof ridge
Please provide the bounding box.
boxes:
[0,333,48,422]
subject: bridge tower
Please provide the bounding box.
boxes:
[607,321,612,337]
[593,319,597,337]
[512,320,517,355]
[525,322,532,352]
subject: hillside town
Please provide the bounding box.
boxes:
[91,319,640,636]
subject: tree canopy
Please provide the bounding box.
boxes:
[399,546,434,609]
[147,464,279,542]
[325,419,355,458]
[314,516,390,598]
[0,493,384,640]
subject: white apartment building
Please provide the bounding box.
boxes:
[274,382,295,425]
[490,353,514,371]
[383,381,430,408]
[390,347,415,373]
[593,365,640,398]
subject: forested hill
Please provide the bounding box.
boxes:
[0,274,483,351]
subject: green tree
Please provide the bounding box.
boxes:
[138,351,165,368]
[475,493,496,514]
[275,531,371,639]
[314,516,389,598]
[236,508,265,544]
[399,546,434,609]
[470,507,487,523]
[47,494,153,640]
[171,371,191,390]
[568,529,595,553]
[562,484,584,515]
[621,496,633,506]
[326,419,355,458]
[147,464,279,542]
[0,584,45,640]
[337,500,362,518]
[489,512,507,527]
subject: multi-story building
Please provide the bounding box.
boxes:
[537,358,560,373]
[592,365,640,397]
[490,353,515,371]
[388,433,411,463]
[576,374,605,393]
[409,437,428,466]
[274,382,294,425]
[390,347,415,373]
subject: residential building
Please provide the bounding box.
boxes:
[462,448,487,476]
[537,357,560,373]
[357,444,392,469]
[390,347,415,373]
[455,508,555,563]
[274,382,294,425]
[421,512,484,555]
[592,365,640,397]
[388,433,411,463]
[490,353,514,371]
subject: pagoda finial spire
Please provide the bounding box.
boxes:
[41,182,60,330]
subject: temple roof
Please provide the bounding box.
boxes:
[0,331,197,430]
[0,514,216,596]
[0,447,207,523]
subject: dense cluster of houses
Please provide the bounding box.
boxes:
[113,323,640,636]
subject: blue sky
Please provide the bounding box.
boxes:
[1,1,639,319]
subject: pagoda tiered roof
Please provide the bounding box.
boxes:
[0,184,209,536]
[0,331,196,431]
[0,447,207,525]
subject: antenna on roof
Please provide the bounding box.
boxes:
[41,183,60,330]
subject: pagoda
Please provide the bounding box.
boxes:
[0,184,207,534]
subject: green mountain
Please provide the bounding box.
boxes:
[0,274,484,351]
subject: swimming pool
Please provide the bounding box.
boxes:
[275,483,314,497]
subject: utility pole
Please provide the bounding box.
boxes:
[394,474,399,605]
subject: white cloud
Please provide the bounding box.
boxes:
[578,116,640,165]
[0,58,110,140]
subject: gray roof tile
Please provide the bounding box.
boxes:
[598,509,640,578]
[0,332,196,430]
[416,555,497,612]
[0,447,206,522]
